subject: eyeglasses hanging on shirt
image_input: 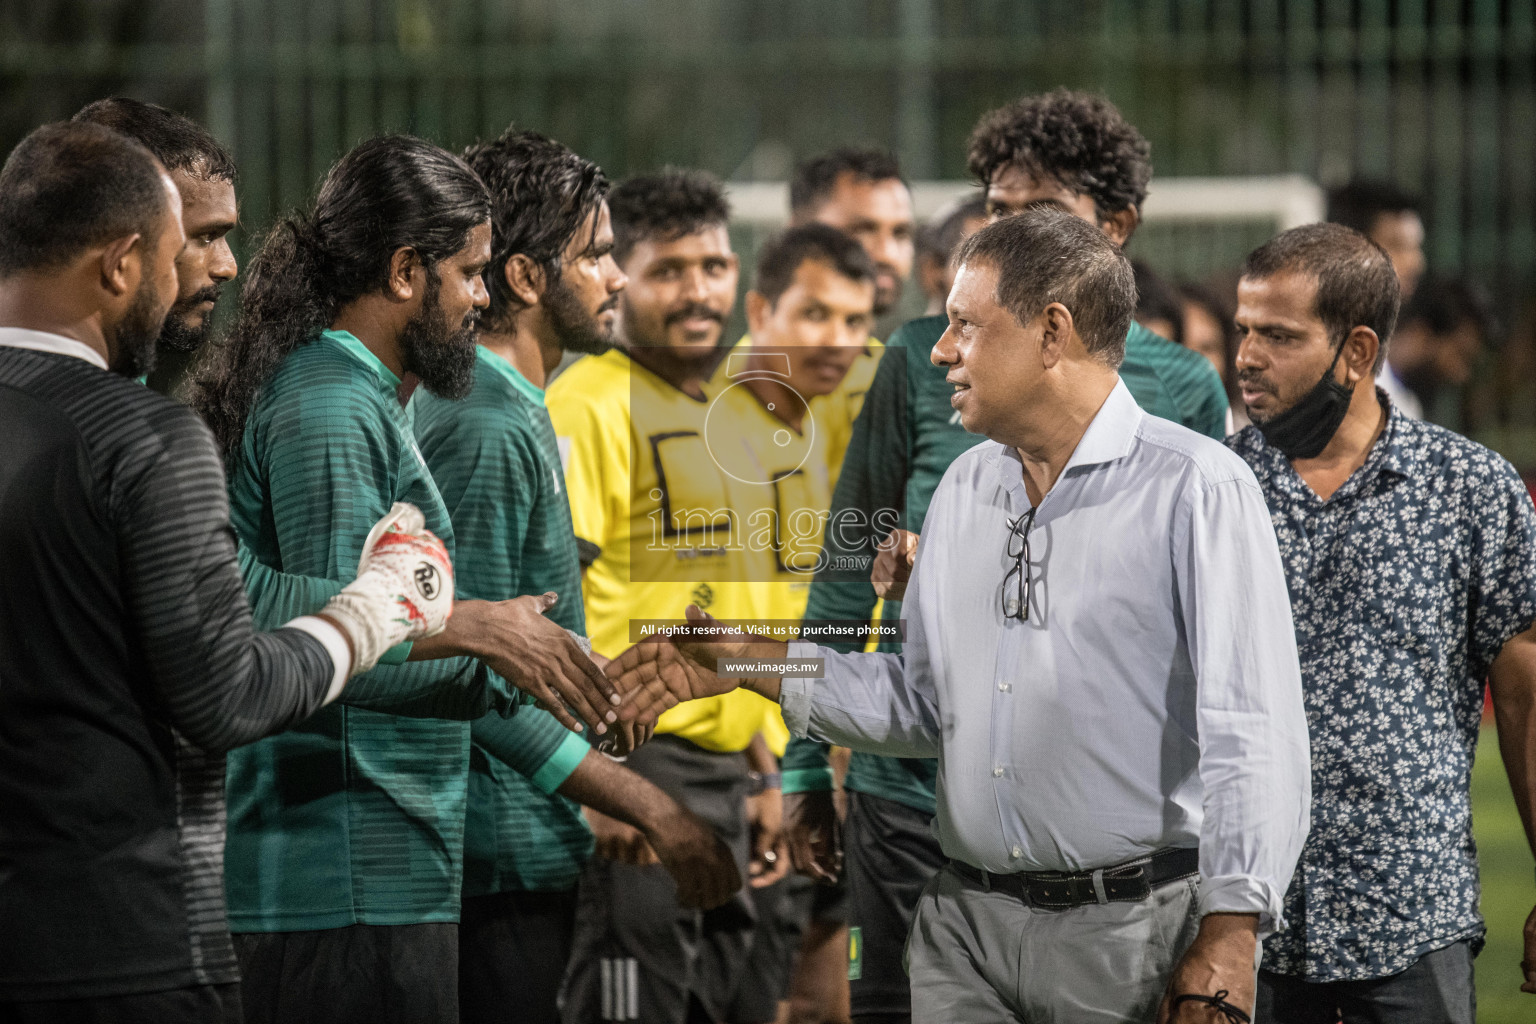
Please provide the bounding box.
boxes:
[1002,507,1037,621]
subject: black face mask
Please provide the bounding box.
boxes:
[1254,342,1354,460]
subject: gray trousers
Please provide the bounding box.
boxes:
[906,863,1208,1023]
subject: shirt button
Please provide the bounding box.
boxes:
[1005,599,1021,617]
[997,682,1011,693]
[1011,845,1022,859]
[992,766,1004,778]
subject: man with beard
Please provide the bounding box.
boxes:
[783,91,1234,1024]
[187,135,626,1024]
[0,122,456,1022]
[72,98,237,381]
[412,130,740,1024]
[1228,224,1536,1021]
[552,169,791,1024]
[790,148,913,322]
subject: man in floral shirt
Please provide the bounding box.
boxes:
[1229,222,1536,1021]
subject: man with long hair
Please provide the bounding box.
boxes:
[414,129,740,1024]
[0,121,451,1023]
[188,135,622,1023]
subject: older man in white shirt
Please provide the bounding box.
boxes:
[611,207,1311,1023]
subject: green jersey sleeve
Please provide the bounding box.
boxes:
[236,542,411,665]
[241,375,511,719]
[471,706,590,795]
[788,331,913,794]
[802,333,909,646]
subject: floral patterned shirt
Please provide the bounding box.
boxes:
[1229,395,1536,981]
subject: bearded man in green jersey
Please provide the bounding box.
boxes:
[414,128,740,1024]
[187,135,632,1024]
[781,89,1232,1024]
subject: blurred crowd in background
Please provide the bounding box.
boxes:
[5,0,1536,466]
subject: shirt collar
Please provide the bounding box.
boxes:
[1370,391,1412,479]
[1061,378,1143,473]
[1245,388,1410,500]
[991,377,1144,497]
[320,329,401,390]
[477,345,545,406]
[0,327,109,371]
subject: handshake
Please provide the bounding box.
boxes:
[318,504,790,735]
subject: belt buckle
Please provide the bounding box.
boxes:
[1026,873,1084,908]
[1102,862,1152,902]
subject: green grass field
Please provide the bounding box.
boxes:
[1473,723,1534,1022]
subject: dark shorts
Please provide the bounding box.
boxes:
[561,735,756,1024]
[810,867,849,925]
[729,873,812,1021]
[1256,939,1476,1024]
[843,790,945,1022]
[459,888,577,1024]
[0,984,242,1024]
[233,922,457,1024]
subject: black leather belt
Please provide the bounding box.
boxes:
[950,847,1199,909]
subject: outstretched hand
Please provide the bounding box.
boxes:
[446,593,620,735]
[606,605,785,724]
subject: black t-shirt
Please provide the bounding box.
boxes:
[0,347,333,1000]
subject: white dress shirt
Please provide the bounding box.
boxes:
[780,380,1311,931]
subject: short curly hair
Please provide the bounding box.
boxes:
[609,168,731,265]
[966,89,1151,219]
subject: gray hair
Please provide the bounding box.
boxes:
[954,206,1136,368]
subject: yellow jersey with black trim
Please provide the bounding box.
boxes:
[547,348,782,754]
[715,336,883,492]
[708,379,833,625]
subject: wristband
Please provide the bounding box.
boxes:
[1168,991,1250,1024]
[781,767,835,793]
[747,771,782,796]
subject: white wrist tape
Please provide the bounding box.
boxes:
[320,503,455,677]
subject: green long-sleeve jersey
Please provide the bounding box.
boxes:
[415,348,595,896]
[784,316,1229,813]
[225,330,514,931]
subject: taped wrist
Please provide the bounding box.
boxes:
[319,577,408,676]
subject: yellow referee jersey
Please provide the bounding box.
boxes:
[714,335,883,491]
[548,348,783,755]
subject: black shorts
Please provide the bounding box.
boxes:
[728,873,811,1020]
[561,735,757,1024]
[233,922,457,1024]
[843,791,945,1021]
[811,867,849,925]
[459,888,578,1024]
[0,984,242,1024]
